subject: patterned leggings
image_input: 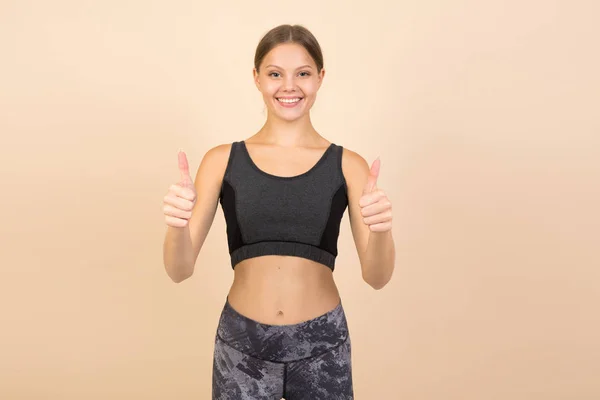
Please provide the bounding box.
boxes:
[212,297,354,399]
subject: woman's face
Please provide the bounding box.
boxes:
[253,43,325,122]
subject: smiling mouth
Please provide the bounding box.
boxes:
[276,97,303,104]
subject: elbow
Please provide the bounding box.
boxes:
[361,259,395,290]
[165,264,194,283]
[366,280,388,290]
[372,282,387,290]
[362,274,391,290]
[170,273,191,283]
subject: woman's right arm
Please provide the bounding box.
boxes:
[162,143,232,283]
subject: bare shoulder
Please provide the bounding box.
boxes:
[340,145,371,188]
[195,142,233,181]
[201,142,232,168]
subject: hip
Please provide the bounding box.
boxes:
[215,294,350,363]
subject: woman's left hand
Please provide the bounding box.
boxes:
[359,158,393,232]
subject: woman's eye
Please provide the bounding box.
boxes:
[268,71,310,78]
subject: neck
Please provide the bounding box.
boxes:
[256,113,321,147]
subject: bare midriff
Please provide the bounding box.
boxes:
[227,255,341,325]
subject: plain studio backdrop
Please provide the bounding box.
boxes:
[1,0,598,399]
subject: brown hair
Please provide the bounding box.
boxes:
[254,24,324,73]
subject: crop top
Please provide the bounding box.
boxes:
[218,141,348,271]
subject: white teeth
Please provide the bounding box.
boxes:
[277,98,301,103]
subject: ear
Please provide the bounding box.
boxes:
[317,68,325,88]
[253,68,261,90]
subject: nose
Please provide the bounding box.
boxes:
[282,74,297,92]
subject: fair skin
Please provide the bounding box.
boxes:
[163,42,395,324]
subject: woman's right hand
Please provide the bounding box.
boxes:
[163,150,197,228]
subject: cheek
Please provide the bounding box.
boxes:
[260,81,278,96]
[301,81,320,96]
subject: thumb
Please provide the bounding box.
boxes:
[363,157,380,195]
[178,149,193,187]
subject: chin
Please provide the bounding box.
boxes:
[267,108,305,122]
[280,110,308,121]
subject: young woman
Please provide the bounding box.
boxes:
[162,24,395,400]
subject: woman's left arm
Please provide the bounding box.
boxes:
[342,148,396,289]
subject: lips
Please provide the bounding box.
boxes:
[276,97,303,108]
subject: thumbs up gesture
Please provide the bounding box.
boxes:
[163,150,197,228]
[359,157,393,232]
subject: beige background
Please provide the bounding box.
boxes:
[1,0,599,399]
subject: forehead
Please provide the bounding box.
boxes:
[262,43,315,68]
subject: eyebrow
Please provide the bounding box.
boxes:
[264,64,313,70]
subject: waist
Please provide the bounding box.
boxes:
[227,255,341,325]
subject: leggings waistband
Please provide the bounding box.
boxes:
[215,297,349,363]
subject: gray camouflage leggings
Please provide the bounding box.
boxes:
[212,297,353,399]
